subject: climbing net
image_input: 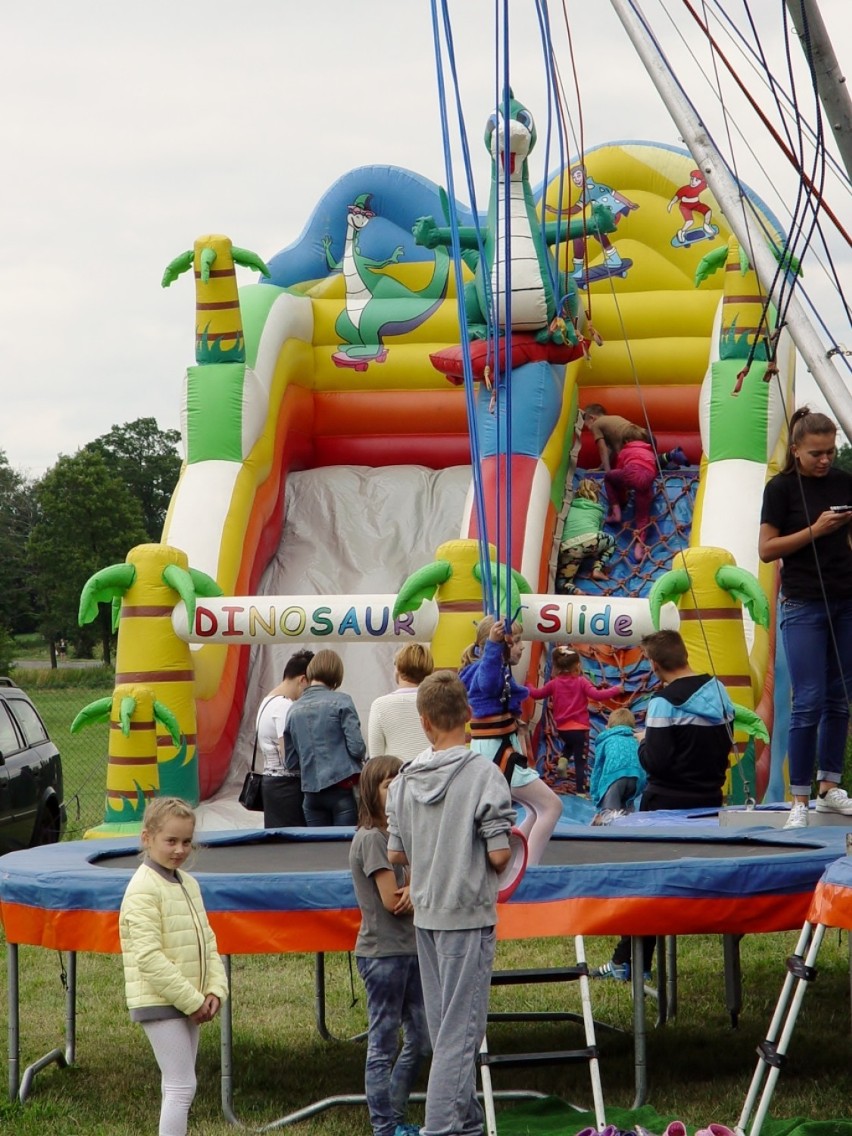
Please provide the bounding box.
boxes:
[536,469,699,795]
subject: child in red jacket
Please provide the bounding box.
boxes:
[528,647,623,795]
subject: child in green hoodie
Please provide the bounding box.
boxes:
[556,479,615,594]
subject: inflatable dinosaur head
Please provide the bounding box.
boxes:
[346,193,376,231]
[484,88,536,180]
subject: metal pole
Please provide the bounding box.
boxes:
[609,0,852,438]
[8,943,19,1102]
[785,0,852,180]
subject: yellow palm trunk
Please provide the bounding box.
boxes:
[193,234,245,362]
[114,545,198,804]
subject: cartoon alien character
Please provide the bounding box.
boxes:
[569,163,639,277]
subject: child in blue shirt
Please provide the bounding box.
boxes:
[590,707,646,816]
[459,616,563,865]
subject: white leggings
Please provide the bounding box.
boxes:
[511,776,563,866]
[141,1017,200,1136]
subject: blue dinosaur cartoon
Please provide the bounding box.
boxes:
[323,193,450,371]
[412,90,616,344]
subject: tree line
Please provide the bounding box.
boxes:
[0,418,182,668]
[3,427,851,672]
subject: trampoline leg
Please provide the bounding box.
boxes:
[313,953,367,1043]
[220,956,238,1125]
[7,942,19,1102]
[14,948,75,1103]
[314,952,330,1040]
[630,936,648,1109]
[666,936,678,1021]
[735,921,824,1136]
[654,936,667,1028]
[723,934,743,1029]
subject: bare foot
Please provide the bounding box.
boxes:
[591,568,607,582]
[633,541,647,563]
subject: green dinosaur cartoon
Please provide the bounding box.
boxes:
[323,192,450,371]
[413,90,616,344]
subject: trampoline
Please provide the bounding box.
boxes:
[737,854,852,1136]
[2,825,848,1117]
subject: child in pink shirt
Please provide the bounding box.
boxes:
[528,647,623,795]
[604,439,659,564]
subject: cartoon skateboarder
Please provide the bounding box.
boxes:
[668,170,719,246]
[568,163,638,283]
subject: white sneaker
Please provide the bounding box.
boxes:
[784,802,809,829]
[815,787,852,815]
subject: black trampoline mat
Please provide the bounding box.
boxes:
[540,838,816,865]
[96,840,354,874]
[94,834,814,874]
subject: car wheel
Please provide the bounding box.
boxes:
[30,802,61,848]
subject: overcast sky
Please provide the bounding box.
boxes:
[3,0,849,476]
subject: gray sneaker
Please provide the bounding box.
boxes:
[784,802,809,829]
[815,787,852,815]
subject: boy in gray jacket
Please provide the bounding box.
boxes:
[387,671,515,1136]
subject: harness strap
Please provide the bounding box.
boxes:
[469,713,517,739]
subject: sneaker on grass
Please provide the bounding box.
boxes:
[784,802,809,829]
[815,787,852,814]
[590,960,630,981]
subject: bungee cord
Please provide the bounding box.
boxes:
[430,0,495,614]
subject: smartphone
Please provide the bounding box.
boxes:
[830,505,852,512]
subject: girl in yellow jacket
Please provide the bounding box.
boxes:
[119,798,228,1136]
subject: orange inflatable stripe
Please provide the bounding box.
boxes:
[1,904,121,953]
[314,390,468,437]
[579,386,700,432]
[806,882,852,929]
[3,890,813,956]
[496,891,814,939]
[0,903,361,954]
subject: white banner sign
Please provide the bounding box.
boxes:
[172,594,676,646]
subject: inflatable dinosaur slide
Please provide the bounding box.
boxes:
[78,115,793,827]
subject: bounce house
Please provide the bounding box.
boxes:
[74,96,794,831]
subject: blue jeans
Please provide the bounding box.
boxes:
[356,954,430,1136]
[780,596,852,795]
[598,777,638,812]
[302,784,357,826]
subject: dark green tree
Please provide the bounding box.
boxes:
[0,451,37,635]
[85,417,182,541]
[27,450,148,665]
[835,442,852,474]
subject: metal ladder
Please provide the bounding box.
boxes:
[734,920,826,1136]
[478,935,607,1136]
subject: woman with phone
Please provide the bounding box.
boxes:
[759,407,852,828]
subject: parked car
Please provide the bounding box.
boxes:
[0,678,66,854]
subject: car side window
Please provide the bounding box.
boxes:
[9,699,48,746]
[0,703,21,757]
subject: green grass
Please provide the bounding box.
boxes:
[1,930,851,1134]
[5,656,851,1130]
[9,632,49,662]
[11,681,115,839]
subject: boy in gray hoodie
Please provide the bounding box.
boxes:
[387,671,515,1136]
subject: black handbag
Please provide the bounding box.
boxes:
[239,713,266,812]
